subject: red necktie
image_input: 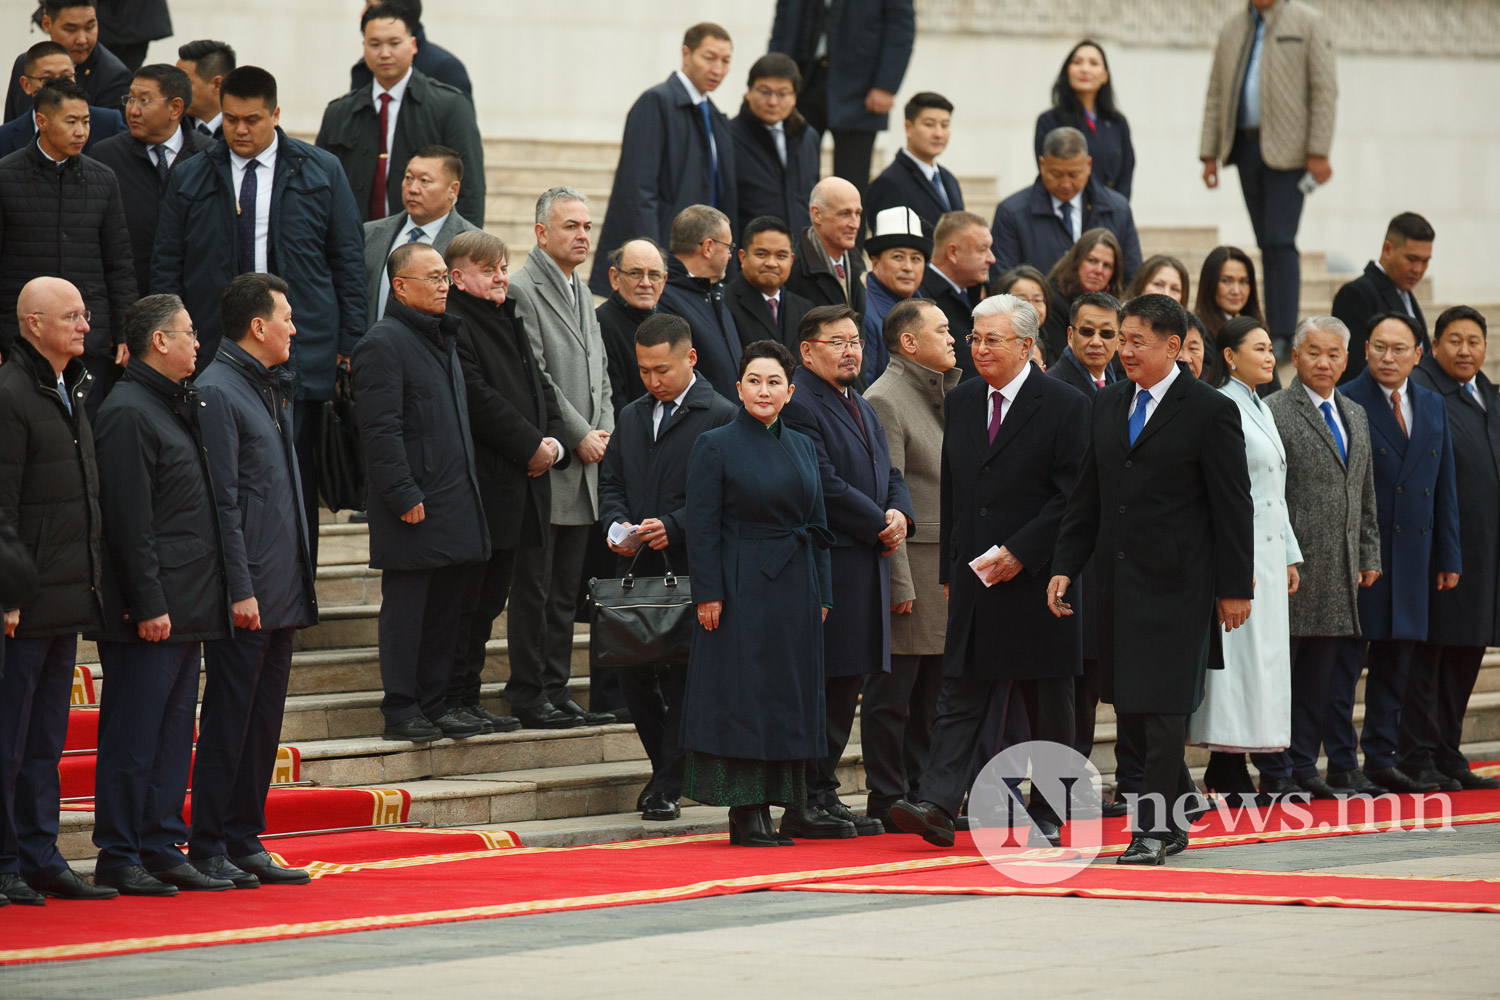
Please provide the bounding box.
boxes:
[1392,388,1408,437]
[834,261,846,281]
[1094,378,1106,388]
[767,296,778,326]
[369,92,391,220]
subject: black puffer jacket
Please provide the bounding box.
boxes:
[0,336,103,634]
[0,143,136,359]
[89,361,231,644]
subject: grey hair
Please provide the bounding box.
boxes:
[669,204,730,255]
[972,293,1040,342]
[1293,315,1350,350]
[609,236,669,271]
[1041,125,1090,160]
[535,185,588,226]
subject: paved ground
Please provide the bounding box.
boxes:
[1,823,1494,999]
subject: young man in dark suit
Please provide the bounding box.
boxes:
[730,54,818,238]
[725,215,812,349]
[0,41,125,157]
[598,314,737,822]
[864,92,963,234]
[1333,213,1435,383]
[1048,293,1255,865]
[4,1,132,122]
[176,38,234,139]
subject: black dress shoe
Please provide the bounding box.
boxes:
[429,711,484,739]
[0,872,45,905]
[825,801,884,836]
[1027,814,1062,847]
[642,792,681,822]
[1164,830,1189,857]
[1444,767,1500,791]
[1117,836,1167,865]
[1259,775,1301,796]
[446,705,493,734]
[463,703,521,733]
[1100,798,1130,818]
[26,868,118,900]
[1365,766,1438,793]
[777,805,858,840]
[149,862,234,891]
[1403,766,1462,792]
[516,702,585,729]
[727,805,781,846]
[94,864,179,896]
[636,785,652,812]
[888,799,956,848]
[1296,776,1341,800]
[558,698,615,726]
[382,716,442,742]
[230,852,311,885]
[191,855,259,889]
[1327,768,1384,795]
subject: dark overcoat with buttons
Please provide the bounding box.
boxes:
[1342,369,1461,641]
[1053,364,1254,714]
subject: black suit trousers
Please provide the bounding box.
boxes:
[506,524,591,712]
[807,674,864,807]
[618,663,687,798]
[189,626,296,859]
[1116,711,1195,837]
[0,635,75,878]
[451,546,518,707]
[861,652,943,812]
[1264,635,1366,780]
[379,565,481,724]
[1361,639,1416,770]
[1399,643,1485,775]
[800,61,877,196]
[1230,133,1304,341]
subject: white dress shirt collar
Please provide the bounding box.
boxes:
[229,131,278,174]
[1301,379,1335,406]
[398,211,447,244]
[1378,377,1414,430]
[1050,190,1084,241]
[1130,363,1181,426]
[900,146,939,182]
[987,360,1032,426]
[928,263,965,295]
[203,112,222,134]
[373,67,413,107]
[674,70,706,106]
[157,126,184,156]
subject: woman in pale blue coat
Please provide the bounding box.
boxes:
[1190,317,1303,799]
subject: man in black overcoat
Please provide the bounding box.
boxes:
[729,53,819,238]
[1402,307,1500,790]
[725,216,812,350]
[598,315,737,822]
[444,232,566,734]
[352,243,490,743]
[4,2,133,122]
[863,92,964,234]
[598,238,667,417]
[781,305,914,838]
[890,295,1089,849]
[348,0,472,103]
[1048,294,1254,865]
[785,177,866,324]
[658,205,743,402]
[1333,212,1434,384]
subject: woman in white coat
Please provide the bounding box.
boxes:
[1190,316,1303,802]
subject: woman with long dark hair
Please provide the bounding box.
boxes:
[1126,254,1191,308]
[1038,228,1123,364]
[1034,40,1135,199]
[1193,246,1263,342]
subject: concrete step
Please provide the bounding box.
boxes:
[315,563,382,607]
[485,184,609,219]
[481,137,622,166]
[487,161,616,193]
[1138,225,1222,256]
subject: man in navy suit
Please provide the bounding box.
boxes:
[0,42,124,158]
[1341,313,1461,793]
[1333,213,1434,383]
[590,23,737,296]
[864,92,963,234]
[781,304,915,839]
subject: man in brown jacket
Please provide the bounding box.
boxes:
[861,298,959,830]
[1200,0,1337,357]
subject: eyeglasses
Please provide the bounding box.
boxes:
[709,238,736,253]
[160,328,198,338]
[25,73,75,84]
[1074,326,1117,341]
[808,338,863,352]
[395,273,453,286]
[122,95,160,109]
[966,333,1027,349]
[752,85,795,101]
[1368,342,1414,358]
[618,268,666,284]
[27,309,90,324]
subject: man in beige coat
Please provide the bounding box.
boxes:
[1200,0,1337,358]
[861,298,960,830]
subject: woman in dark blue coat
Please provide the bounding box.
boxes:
[683,340,833,846]
[1034,40,1135,200]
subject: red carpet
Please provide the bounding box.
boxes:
[60,785,417,837]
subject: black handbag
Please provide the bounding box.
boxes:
[317,363,366,513]
[586,550,694,668]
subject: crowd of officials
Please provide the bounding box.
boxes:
[0,0,1496,907]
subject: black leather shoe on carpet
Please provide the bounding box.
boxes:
[464,703,521,733]
[191,855,259,888]
[149,863,235,892]
[1364,766,1438,793]
[888,799,955,848]
[1117,836,1167,865]
[0,871,45,905]
[517,703,586,729]
[642,792,681,822]
[93,864,178,896]
[230,852,312,886]
[382,716,442,742]
[778,805,858,840]
[26,868,118,899]
[825,801,884,836]
[1444,768,1500,791]
[1402,766,1462,792]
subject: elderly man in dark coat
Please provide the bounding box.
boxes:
[730,53,819,237]
[90,293,234,896]
[1404,307,1500,790]
[353,243,490,743]
[597,239,667,417]
[187,274,319,889]
[781,304,915,839]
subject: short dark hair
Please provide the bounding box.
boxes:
[406,143,463,182]
[746,52,800,92]
[883,298,937,355]
[33,78,87,114]
[1122,293,1187,342]
[634,313,692,352]
[134,64,192,111]
[361,2,418,36]
[219,66,277,109]
[739,339,795,381]
[797,304,859,346]
[1366,311,1421,347]
[43,1,94,18]
[904,91,953,122]
[123,293,184,359]
[1212,315,1269,388]
[741,215,791,250]
[387,241,442,284]
[177,39,236,82]
[221,272,290,344]
[1434,305,1488,341]
[683,22,731,50]
[1069,290,1123,326]
[24,41,68,72]
[1386,212,1435,246]
[990,263,1049,299]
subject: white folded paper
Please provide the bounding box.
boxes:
[969,544,1002,587]
[608,521,641,548]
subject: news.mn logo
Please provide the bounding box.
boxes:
[967,741,1104,884]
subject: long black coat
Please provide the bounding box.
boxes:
[1333,261,1431,384]
[89,362,232,644]
[941,367,1089,680]
[0,336,103,635]
[864,151,965,233]
[88,125,211,297]
[352,299,489,571]
[785,225,866,323]
[596,292,651,417]
[448,287,567,552]
[1411,357,1500,646]
[682,409,833,760]
[588,74,738,296]
[0,104,125,158]
[152,129,367,401]
[0,513,38,611]
[1034,108,1136,200]
[988,174,1142,284]
[729,106,819,237]
[1053,364,1255,714]
[97,0,173,46]
[195,339,317,632]
[918,266,979,383]
[4,43,132,123]
[782,367,914,678]
[598,374,738,578]
[315,69,485,226]
[725,274,811,351]
[770,0,915,132]
[0,143,135,360]
[657,257,743,403]
[350,26,472,103]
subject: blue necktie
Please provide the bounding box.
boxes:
[699,100,720,209]
[153,144,170,183]
[657,400,675,440]
[1058,199,1074,240]
[406,226,427,244]
[931,169,951,211]
[1321,401,1346,463]
[237,158,259,274]
[56,374,71,415]
[1127,389,1149,445]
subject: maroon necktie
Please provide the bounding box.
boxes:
[988,391,1004,443]
[839,390,867,442]
[1094,378,1106,388]
[767,295,778,326]
[369,92,391,219]
[834,261,846,281]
